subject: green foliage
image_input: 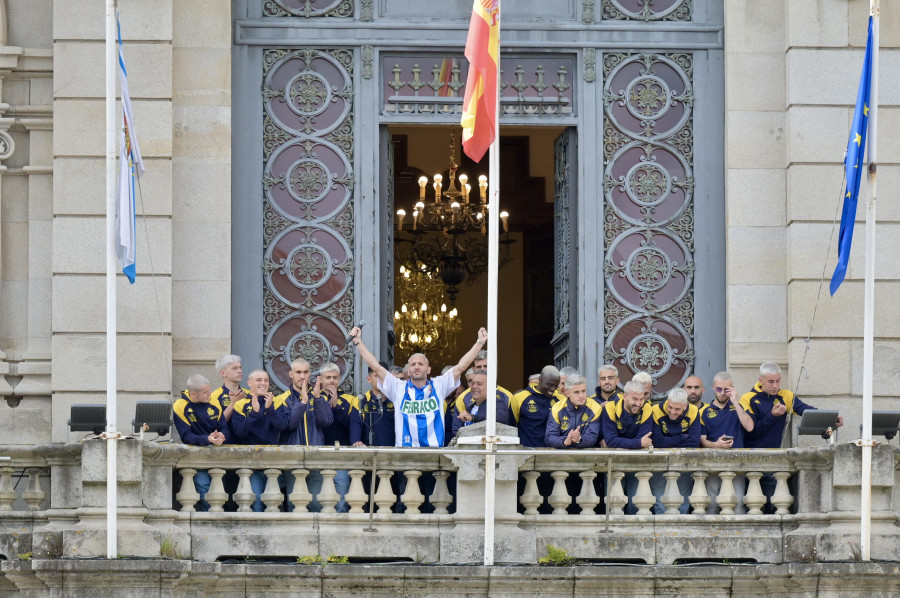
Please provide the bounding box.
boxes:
[298,555,324,565]
[538,544,577,566]
[326,555,349,564]
[16,552,32,561]
[159,534,178,559]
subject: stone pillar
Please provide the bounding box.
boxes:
[51,0,174,443]
[785,443,900,562]
[439,422,535,564]
[61,439,163,558]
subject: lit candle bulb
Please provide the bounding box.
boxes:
[412,209,418,231]
[500,211,509,233]
[451,201,460,226]
[418,176,428,200]
[478,175,488,203]
[459,174,469,203]
[394,311,400,320]
[441,304,447,312]
[396,209,406,231]
[421,302,427,312]
[464,183,471,203]
[433,174,443,203]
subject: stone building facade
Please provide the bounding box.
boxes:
[0,0,897,445]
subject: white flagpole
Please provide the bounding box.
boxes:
[483,2,501,568]
[105,0,119,559]
[860,0,878,562]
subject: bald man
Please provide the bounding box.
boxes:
[683,375,705,406]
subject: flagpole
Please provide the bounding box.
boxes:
[483,2,501,567]
[860,0,879,562]
[104,0,119,559]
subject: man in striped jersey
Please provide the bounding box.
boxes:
[350,325,488,447]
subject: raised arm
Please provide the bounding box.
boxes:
[349,326,388,385]
[451,327,488,380]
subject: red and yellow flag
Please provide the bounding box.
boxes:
[460,0,500,163]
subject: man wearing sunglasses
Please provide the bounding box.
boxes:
[700,371,755,513]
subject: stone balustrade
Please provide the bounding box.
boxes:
[0,440,896,564]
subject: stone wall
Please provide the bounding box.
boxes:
[0,0,231,443]
[725,0,900,445]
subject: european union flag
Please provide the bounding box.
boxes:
[830,17,874,296]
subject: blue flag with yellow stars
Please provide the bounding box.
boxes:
[831,16,874,296]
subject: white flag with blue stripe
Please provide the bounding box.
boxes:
[116,10,144,284]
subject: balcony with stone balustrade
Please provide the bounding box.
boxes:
[0,421,897,570]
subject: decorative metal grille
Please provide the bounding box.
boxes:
[262,48,355,392]
[600,0,691,22]
[382,55,575,118]
[602,52,694,400]
[263,0,353,18]
[551,131,572,368]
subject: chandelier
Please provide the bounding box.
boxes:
[394,127,514,305]
[394,264,462,365]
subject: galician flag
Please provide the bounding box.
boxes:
[116,10,144,284]
[830,16,873,296]
[460,0,500,163]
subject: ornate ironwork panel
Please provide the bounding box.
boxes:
[602,52,694,400]
[262,48,355,392]
[263,0,353,18]
[600,0,691,22]
[551,130,573,368]
[381,55,575,118]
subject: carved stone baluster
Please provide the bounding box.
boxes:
[261,468,283,512]
[607,471,627,515]
[688,472,709,514]
[175,468,200,512]
[289,469,312,513]
[23,469,45,510]
[233,468,255,512]
[744,472,765,515]
[661,471,682,514]
[520,471,542,515]
[206,468,227,512]
[373,471,396,514]
[632,471,654,515]
[430,471,452,515]
[576,471,599,516]
[0,466,16,511]
[318,469,340,513]
[548,471,571,515]
[346,469,368,514]
[772,472,794,515]
[400,470,424,514]
[717,471,738,515]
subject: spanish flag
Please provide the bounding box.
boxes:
[460,0,500,163]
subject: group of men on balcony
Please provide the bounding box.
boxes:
[173,325,842,512]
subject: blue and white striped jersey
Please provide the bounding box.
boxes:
[379,369,459,447]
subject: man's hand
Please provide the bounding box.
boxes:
[208,431,226,446]
[251,395,261,413]
[771,402,787,417]
[836,415,844,428]
[716,437,734,448]
[263,392,275,409]
[477,327,488,344]
[726,387,739,405]
[349,326,361,342]
[458,410,473,422]
[352,441,365,447]
[640,431,653,448]
[599,439,608,449]
[329,388,338,409]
